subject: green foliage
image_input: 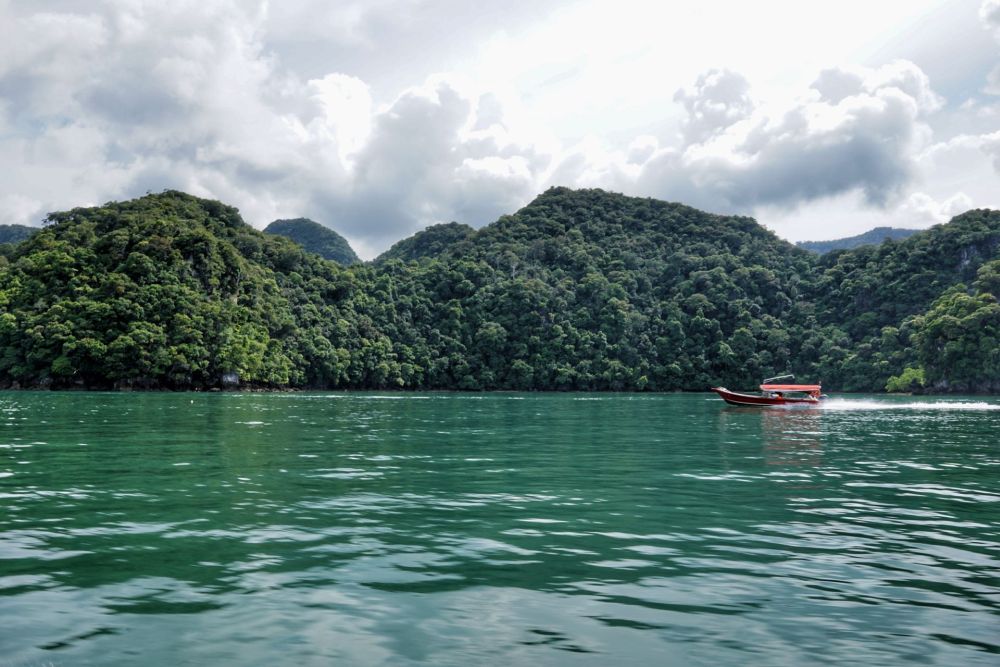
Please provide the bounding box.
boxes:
[906,263,1000,392]
[885,366,925,393]
[374,221,474,265]
[802,209,1000,390]
[264,218,360,265]
[0,192,361,389]
[0,188,998,392]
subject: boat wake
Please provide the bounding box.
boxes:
[821,399,1000,411]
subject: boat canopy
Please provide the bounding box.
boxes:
[759,384,821,391]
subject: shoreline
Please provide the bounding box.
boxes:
[0,386,995,397]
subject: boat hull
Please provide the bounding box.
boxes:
[712,387,820,407]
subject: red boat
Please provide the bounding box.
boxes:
[712,375,824,406]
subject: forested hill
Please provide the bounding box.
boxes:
[0,224,37,245]
[263,218,359,265]
[797,227,920,254]
[0,188,997,392]
[373,221,474,265]
[804,209,1000,391]
[443,187,812,278]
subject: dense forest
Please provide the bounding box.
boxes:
[0,188,997,392]
[797,227,919,254]
[374,222,475,265]
[263,218,360,265]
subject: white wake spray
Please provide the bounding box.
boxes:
[820,399,1000,411]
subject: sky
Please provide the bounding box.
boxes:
[1,0,999,259]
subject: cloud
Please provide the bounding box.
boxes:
[982,0,1000,39]
[979,130,1000,171]
[923,129,1000,175]
[898,191,975,224]
[986,65,1000,95]
[316,78,550,251]
[0,194,43,227]
[0,1,550,257]
[628,61,942,211]
[673,70,755,146]
[0,2,995,258]
[980,1,1000,95]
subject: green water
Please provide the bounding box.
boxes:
[1,392,998,666]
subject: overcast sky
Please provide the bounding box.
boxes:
[2,0,999,258]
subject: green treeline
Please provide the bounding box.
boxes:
[0,188,997,392]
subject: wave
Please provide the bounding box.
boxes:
[821,399,1000,411]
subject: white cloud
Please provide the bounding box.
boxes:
[982,0,1000,38]
[0,1,996,258]
[899,191,975,223]
[674,70,755,146]
[979,130,1000,170]
[986,64,1000,95]
[0,1,552,256]
[756,189,976,244]
[624,61,942,212]
[0,194,43,227]
[922,129,1000,176]
[319,78,551,248]
[980,1,1000,95]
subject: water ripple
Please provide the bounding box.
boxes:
[1,391,998,666]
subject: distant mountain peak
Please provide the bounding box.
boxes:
[0,223,38,245]
[797,227,920,254]
[264,218,359,265]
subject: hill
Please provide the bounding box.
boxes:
[800,210,1000,391]
[0,224,38,245]
[373,221,474,265]
[0,193,384,389]
[264,218,359,265]
[0,187,997,392]
[797,227,919,254]
[362,187,817,391]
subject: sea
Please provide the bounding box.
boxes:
[1,391,998,666]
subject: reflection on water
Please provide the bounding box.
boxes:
[760,407,824,467]
[716,405,824,468]
[1,392,999,666]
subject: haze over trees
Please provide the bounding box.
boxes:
[797,227,920,254]
[0,224,37,245]
[0,224,38,262]
[0,188,997,392]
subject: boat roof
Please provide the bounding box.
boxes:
[760,384,821,391]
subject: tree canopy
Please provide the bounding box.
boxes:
[264,218,360,265]
[0,188,997,392]
[373,221,475,265]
